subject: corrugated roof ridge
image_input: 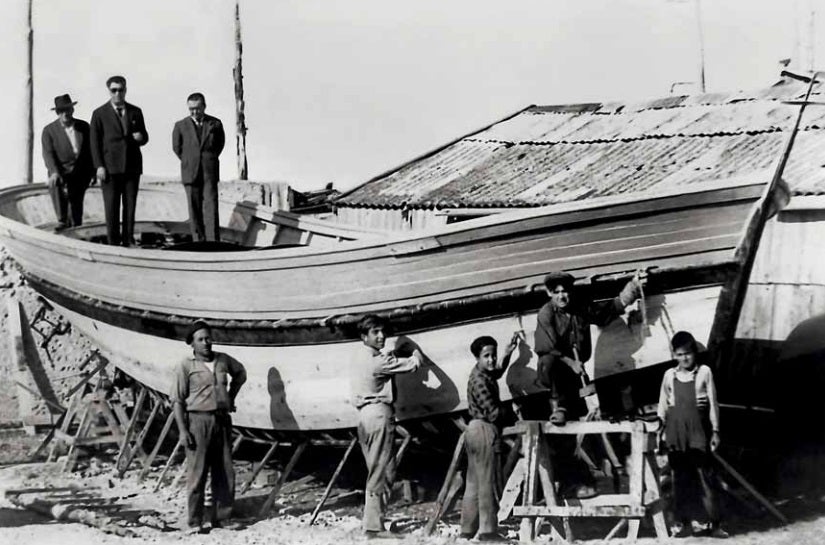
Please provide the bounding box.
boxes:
[462,125,815,147]
[335,105,535,203]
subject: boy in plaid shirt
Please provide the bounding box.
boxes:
[460,332,520,541]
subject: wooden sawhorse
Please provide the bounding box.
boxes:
[501,420,667,543]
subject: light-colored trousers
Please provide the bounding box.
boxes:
[357,402,396,532]
[460,419,502,536]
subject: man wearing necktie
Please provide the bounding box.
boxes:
[90,75,149,246]
[172,92,226,242]
[41,94,93,229]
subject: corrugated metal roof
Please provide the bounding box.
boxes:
[336,79,825,209]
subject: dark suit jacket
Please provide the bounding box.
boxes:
[90,101,149,176]
[41,118,93,182]
[172,114,225,185]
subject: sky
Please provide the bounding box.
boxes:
[0,0,820,193]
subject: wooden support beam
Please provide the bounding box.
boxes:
[115,387,147,473]
[118,396,162,477]
[47,386,85,462]
[138,409,176,482]
[604,519,628,541]
[424,431,465,535]
[153,439,184,492]
[518,422,540,543]
[61,403,94,472]
[642,452,668,538]
[309,437,358,526]
[239,441,279,495]
[258,441,308,518]
[712,452,787,525]
[231,435,244,454]
[65,358,109,398]
[393,428,412,470]
[498,458,525,522]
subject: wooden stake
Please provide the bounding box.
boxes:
[424,431,465,535]
[138,409,176,482]
[239,440,279,495]
[308,436,358,525]
[712,451,787,524]
[258,441,308,518]
[153,439,184,492]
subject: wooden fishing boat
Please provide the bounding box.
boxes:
[0,177,784,435]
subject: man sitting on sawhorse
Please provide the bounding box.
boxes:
[534,270,645,499]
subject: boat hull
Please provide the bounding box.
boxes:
[0,181,765,431]
[54,286,720,431]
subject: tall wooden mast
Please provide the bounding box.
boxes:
[25,0,33,184]
[233,0,248,180]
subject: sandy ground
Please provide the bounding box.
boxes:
[2,454,825,545]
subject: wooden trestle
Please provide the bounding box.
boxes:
[427,419,667,542]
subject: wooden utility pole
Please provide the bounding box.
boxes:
[694,0,707,93]
[234,0,248,180]
[25,0,34,184]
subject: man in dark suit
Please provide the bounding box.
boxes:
[172,92,225,242]
[90,75,149,246]
[41,94,93,229]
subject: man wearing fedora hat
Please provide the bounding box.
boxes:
[41,93,93,230]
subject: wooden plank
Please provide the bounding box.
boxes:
[498,458,525,522]
[643,452,668,538]
[628,423,645,505]
[563,494,635,507]
[513,505,645,517]
[519,422,540,543]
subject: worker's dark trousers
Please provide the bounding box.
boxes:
[185,411,234,527]
[461,419,501,536]
[668,449,720,525]
[357,402,396,532]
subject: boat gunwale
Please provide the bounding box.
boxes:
[0,179,768,268]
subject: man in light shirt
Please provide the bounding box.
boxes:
[351,314,424,539]
[41,94,93,229]
[172,319,247,534]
